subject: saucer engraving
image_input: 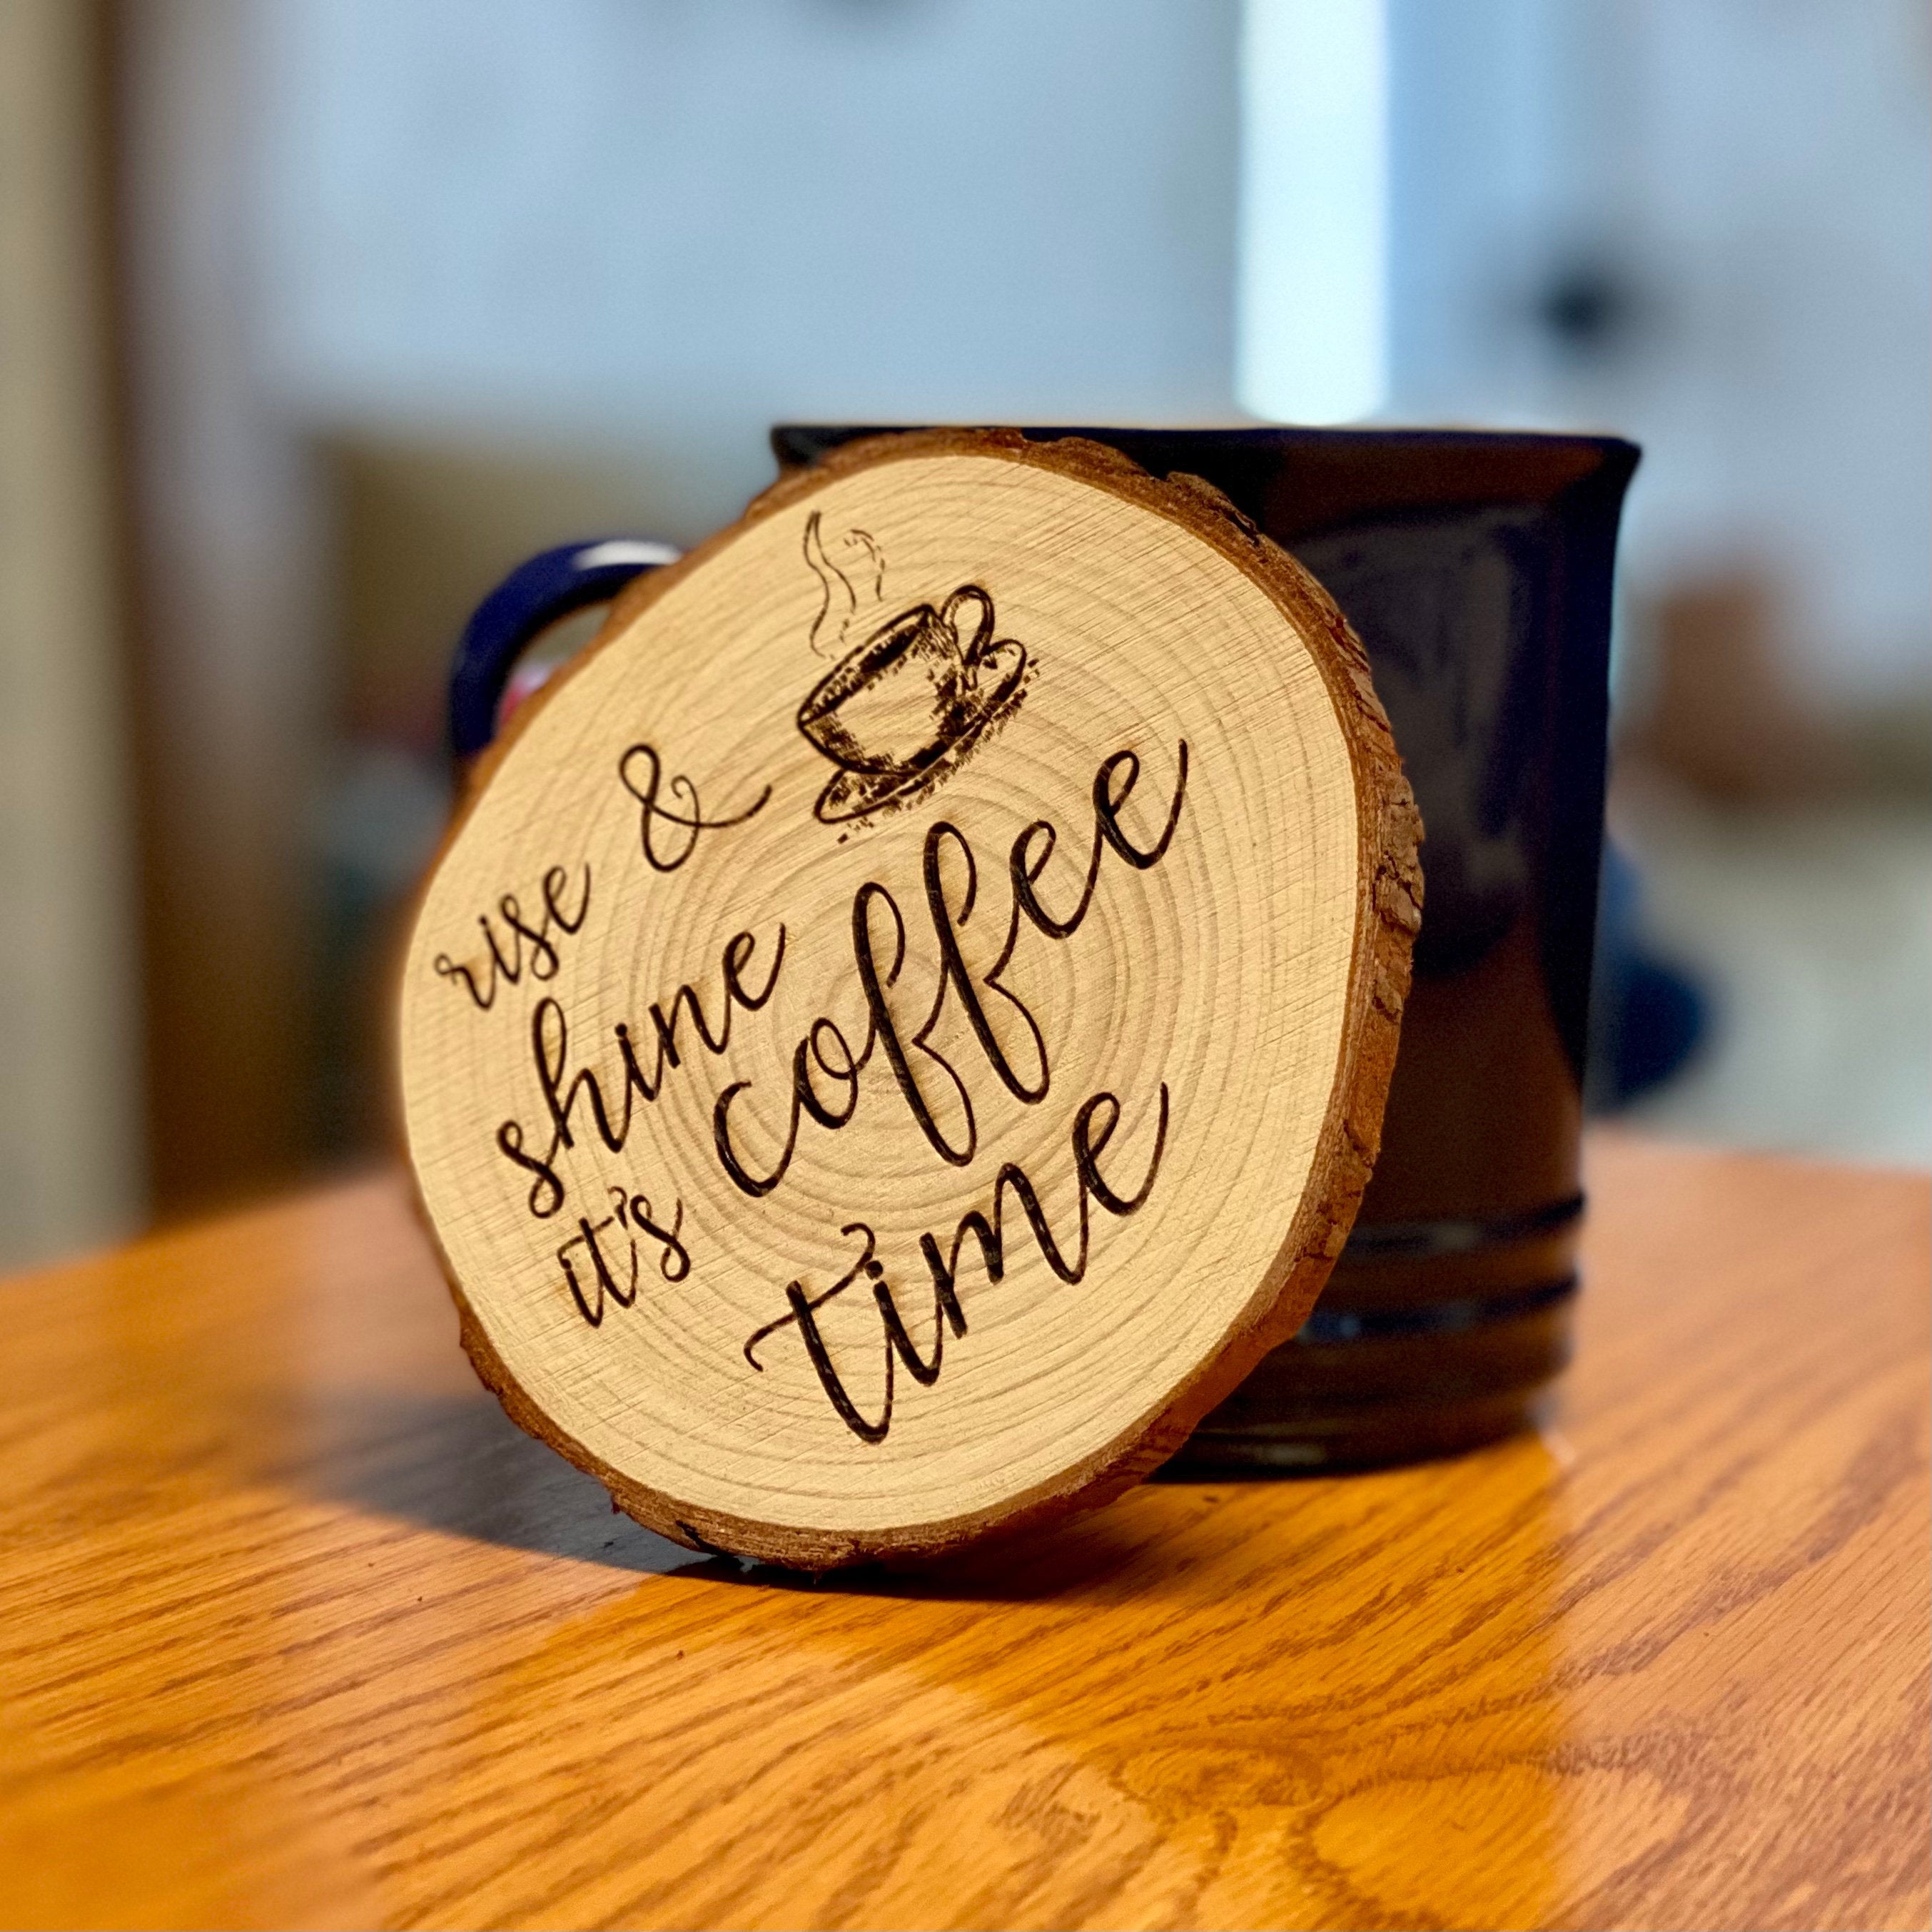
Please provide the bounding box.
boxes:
[794,512,1030,826]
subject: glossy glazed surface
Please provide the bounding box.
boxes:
[775,426,1637,1462]
[1,1136,1924,1930]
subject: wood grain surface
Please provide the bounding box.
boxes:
[400,430,1417,1566]
[0,1134,1925,1931]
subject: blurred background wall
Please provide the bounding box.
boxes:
[0,1,144,1263]
[1,0,1926,1266]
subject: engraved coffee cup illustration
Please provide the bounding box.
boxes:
[796,580,1029,824]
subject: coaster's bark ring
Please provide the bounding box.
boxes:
[405,431,1422,1569]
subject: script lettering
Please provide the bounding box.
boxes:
[487,734,1190,1442]
[743,1084,1170,1443]
[435,864,591,1011]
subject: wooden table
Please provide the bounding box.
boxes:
[1,1136,1924,1931]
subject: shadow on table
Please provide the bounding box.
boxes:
[295,1382,1285,1601]
[381,1409,1579,1928]
[295,1385,693,1576]
[295,1385,1580,1923]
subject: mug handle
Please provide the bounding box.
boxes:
[447,537,680,760]
[940,585,996,672]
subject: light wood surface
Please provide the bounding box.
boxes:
[0,1134,1924,1931]
[400,430,1417,1566]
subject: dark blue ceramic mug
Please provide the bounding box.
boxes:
[449,425,1638,1470]
[447,537,679,760]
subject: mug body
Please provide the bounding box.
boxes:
[775,424,1638,1468]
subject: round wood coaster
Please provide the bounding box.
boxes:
[399,430,1420,1568]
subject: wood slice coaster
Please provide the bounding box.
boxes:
[399,430,1420,1568]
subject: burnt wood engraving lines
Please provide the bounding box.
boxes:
[795,512,1031,826]
[398,429,1418,1567]
[493,745,1185,1442]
